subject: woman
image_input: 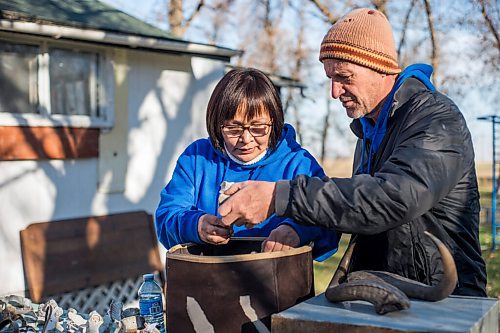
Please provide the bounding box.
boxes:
[155,68,338,260]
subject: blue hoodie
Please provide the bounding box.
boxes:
[155,124,339,261]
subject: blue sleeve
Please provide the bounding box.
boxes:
[282,219,339,261]
[155,147,204,249]
[285,151,340,261]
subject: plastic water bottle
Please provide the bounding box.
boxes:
[138,273,166,333]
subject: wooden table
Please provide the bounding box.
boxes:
[272,293,499,333]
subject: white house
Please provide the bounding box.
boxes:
[0,0,242,295]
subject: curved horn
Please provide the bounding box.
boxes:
[364,231,458,301]
[326,273,411,314]
[326,235,357,291]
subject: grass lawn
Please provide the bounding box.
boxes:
[313,226,500,298]
[313,234,348,295]
[480,224,500,297]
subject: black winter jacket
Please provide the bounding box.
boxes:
[275,78,487,296]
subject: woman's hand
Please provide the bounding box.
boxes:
[261,224,300,253]
[198,214,232,245]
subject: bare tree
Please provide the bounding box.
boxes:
[262,0,280,73]
[320,88,333,163]
[234,1,285,73]
[282,2,309,144]
[308,0,338,24]
[371,0,388,17]
[397,0,417,60]
[422,0,439,85]
[168,0,205,37]
[205,0,234,44]
[154,0,499,160]
[477,0,500,52]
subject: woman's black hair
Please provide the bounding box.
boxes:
[206,67,284,152]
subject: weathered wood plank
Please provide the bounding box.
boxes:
[0,126,99,160]
[20,211,162,302]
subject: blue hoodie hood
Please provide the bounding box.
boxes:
[360,64,436,173]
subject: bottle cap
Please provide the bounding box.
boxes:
[143,273,154,280]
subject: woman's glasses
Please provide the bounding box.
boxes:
[221,123,272,138]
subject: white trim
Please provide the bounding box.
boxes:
[100,53,115,126]
[0,113,112,128]
[89,53,98,118]
[0,20,241,59]
[38,44,50,116]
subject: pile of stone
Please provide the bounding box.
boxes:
[0,296,159,333]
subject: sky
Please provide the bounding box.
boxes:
[102,0,170,33]
[100,0,498,163]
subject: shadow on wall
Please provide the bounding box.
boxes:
[129,58,224,212]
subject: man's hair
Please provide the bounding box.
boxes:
[319,8,401,74]
[206,68,284,152]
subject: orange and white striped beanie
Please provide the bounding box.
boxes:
[319,8,402,74]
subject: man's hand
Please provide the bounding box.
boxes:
[261,224,300,253]
[219,181,276,228]
[198,214,232,245]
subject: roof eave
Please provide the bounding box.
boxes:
[0,19,242,61]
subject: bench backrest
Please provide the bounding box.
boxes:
[20,211,163,304]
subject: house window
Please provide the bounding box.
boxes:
[0,38,112,128]
[0,42,39,114]
[50,48,98,117]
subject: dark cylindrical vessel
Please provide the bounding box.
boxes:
[165,237,314,333]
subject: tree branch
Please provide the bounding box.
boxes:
[397,0,417,59]
[292,6,306,143]
[262,0,279,73]
[308,0,337,24]
[320,92,332,163]
[422,0,439,84]
[371,0,388,17]
[168,0,183,37]
[182,0,205,34]
[477,0,500,52]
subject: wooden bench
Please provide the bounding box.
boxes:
[20,211,163,314]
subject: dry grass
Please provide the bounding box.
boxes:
[322,159,493,181]
[321,158,353,178]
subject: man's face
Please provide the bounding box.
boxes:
[323,59,388,120]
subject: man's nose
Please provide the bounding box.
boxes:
[331,81,344,99]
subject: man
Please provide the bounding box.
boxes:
[219,8,487,296]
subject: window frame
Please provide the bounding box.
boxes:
[0,33,114,128]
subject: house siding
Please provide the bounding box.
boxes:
[0,47,226,295]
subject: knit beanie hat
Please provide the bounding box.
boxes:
[319,8,401,74]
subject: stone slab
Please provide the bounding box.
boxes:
[272,293,499,333]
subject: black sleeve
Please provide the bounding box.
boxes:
[275,94,468,235]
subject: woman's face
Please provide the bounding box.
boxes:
[221,107,272,162]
